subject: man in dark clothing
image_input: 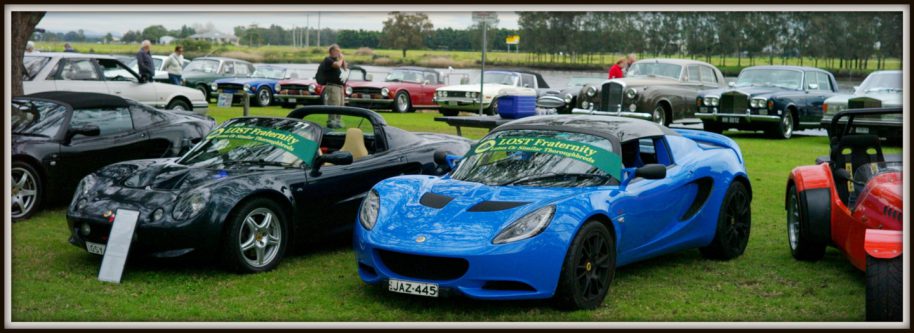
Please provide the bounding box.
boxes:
[136,40,155,83]
[317,44,348,128]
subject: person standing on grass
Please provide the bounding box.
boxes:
[163,45,185,85]
[608,57,625,79]
[136,40,155,84]
[316,44,348,128]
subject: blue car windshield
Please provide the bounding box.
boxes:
[734,69,803,90]
[451,129,620,187]
[178,118,321,168]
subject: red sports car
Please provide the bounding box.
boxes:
[275,66,372,109]
[345,66,443,113]
[786,108,903,321]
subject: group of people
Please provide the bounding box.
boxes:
[135,40,185,85]
[608,53,638,79]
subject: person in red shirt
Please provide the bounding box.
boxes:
[608,57,625,79]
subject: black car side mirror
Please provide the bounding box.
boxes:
[310,151,353,177]
[66,125,100,143]
[635,164,667,180]
[433,150,460,172]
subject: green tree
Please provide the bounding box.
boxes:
[142,25,168,43]
[380,11,433,58]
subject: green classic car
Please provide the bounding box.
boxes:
[182,57,256,101]
[820,70,901,142]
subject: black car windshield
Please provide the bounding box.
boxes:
[252,66,287,79]
[185,59,220,73]
[734,69,803,90]
[566,77,604,87]
[627,63,682,79]
[451,129,621,187]
[178,118,321,168]
[11,99,69,137]
[385,69,425,83]
[482,72,520,86]
[857,72,902,94]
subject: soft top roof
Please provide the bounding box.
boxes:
[23,91,129,110]
[286,106,387,126]
[495,115,679,143]
[486,68,550,88]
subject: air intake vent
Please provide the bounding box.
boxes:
[467,201,530,212]
[419,192,454,209]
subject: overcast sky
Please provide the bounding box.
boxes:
[39,11,520,37]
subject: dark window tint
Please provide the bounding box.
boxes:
[129,102,168,129]
[622,137,674,168]
[70,107,134,137]
[11,99,69,137]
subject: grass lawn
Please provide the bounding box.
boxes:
[11,104,900,321]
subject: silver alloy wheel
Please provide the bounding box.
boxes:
[782,113,794,138]
[11,167,38,219]
[396,93,409,112]
[258,89,271,106]
[787,190,800,251]
[238,207,282,268]
[653,106,665,126]
[171,104,187,111]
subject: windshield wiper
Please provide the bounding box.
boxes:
[498,173,609,186]
[221,159,297,168]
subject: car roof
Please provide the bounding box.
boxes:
[29,52,118,60]
[486,68,550,88]
[741,65,832,73]
[23,91,129,109]
[636,58,716,67]
[495,115,679,142]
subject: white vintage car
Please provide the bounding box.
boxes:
[127,55,191,83]
[23,52,208,113]
[820,70,901,140]
[433,70,540,116]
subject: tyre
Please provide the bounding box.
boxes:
[703,121,723,134]
[866,255,902,321]
[767,112,794,139]
[652,105,669,126]
[196,84,210,101]
[393,91,413,113]
[485,101,499,116]
[166,99,191,111]
[11,161,43,221]
[280,102,296,109]
[554,220,616,310]
[255,86,273,107]
[786,184,826,261]
[440,109,459,117]
[699,181,751,260]
[221,198,289,273]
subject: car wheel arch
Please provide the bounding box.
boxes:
[584,213,618,246]
[732,174,753,202]
[167,96,193,109]
[220,189,297,243]
[12,155,48,184]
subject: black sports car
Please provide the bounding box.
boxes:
[12,91,214,220]
[65,106,473,273]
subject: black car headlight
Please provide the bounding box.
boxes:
[625,88,638,100]
[172,188,211,221]
[211,82,218,91]
[492,205,556,244]
[71,174,97,208]
[585,86,596,97]
[359,190,380,230]
[564,93,573,104]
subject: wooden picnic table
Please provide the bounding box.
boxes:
[433,116,514,136]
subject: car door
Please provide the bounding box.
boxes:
[56,106,148,190]
[675,65,704,116]
[801,72,835,127]
[97,58,158,106]
[48,58,111,94]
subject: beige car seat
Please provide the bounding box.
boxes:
[339,128,369,160]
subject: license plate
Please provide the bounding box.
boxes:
[699,106,708,113]
[448,100,457,106]
[759,109,768,115]
[217,93,233,107]
[856,127,869,134]
[288,98,296,103]
[388,279,439,297]
[723,117,739,124]
[86,241,106,255]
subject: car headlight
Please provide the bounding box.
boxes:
[308,84,316,93]
[359,190,380,230]
[625,88,637,100]
[380,87,390,97]
[585,86,596,97]
[211,82,218,91]
[172,189,210,221]
[582,101,591,109]
[244,83,252,91]
[705,97,719,106]
[750,98,763,108]
[274,83,282,91]
[492,205,556,244]
[564,93,573,104]
[77,174,97,198]
[345,86,353,96]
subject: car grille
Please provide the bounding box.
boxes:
[218,83,244,91]
[602,82,623,111]
[377,250,469,281]
[352,87,381,95]
[848,97,881,109]
[446,91,467,98]
[720,91,749,113]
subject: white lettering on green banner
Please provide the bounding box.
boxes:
[206,126,318,165]
[470,136,622,180]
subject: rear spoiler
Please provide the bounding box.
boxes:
[673,129,744,164]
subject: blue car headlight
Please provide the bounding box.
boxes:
[172,188,210,221]
[359,190,380,230]
[492,205,556,244]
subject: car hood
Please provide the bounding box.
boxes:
[370,176,587,250]
[347,80,417,89]
[699,86,792,98]
[215,77,276,85]
[824,92,902,106]
[97,158,275,191]
[613,76,681,87]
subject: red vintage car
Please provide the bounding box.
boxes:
[786,108,903,321]
[275,66,372,108]
[345,66,443,113]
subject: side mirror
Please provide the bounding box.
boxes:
[433,150,460,172]
[423,80,430,86]
[634,164,666,180]
[310,151,353,177]
[365,74,374,81]
[66,125,100,143]
[728,81,736,88]
[807,83,819,90]
[852,85,860,93]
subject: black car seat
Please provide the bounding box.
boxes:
[830,134,884,207]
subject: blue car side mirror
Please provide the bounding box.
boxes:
[433,150,461,172]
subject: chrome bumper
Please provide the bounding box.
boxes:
[570,108,653,120]
[434,97,491,111]
[348,97,394,104]
[275,94,321,101]
[695,106,781,123]
[192,102,209,114]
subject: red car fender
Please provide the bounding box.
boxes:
[788,163,833,192]
[864,229,903,259]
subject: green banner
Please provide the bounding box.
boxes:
[206,125,318,165]
[469,136,622,180]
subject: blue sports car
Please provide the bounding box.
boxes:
[354,115,752,309]
[212,65,305,107]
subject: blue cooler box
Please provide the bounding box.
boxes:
[497,95,537,119]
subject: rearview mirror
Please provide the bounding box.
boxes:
[635,164,666,180]
[310,151,353,177]
[66,125,100,143]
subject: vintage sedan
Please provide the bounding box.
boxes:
[65,106,472,273]
[11,91,214,220]
[820,70,902,141]
[275,66,372,109]
[211,65,291,107]
[696,66,838,139]
[434,70,547,116]
[23,53,208,113]
[574,59,727,126]
[182,57,256,100]
[553,77,605,114]
[127,55,191,83]
[345,66,444,113]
